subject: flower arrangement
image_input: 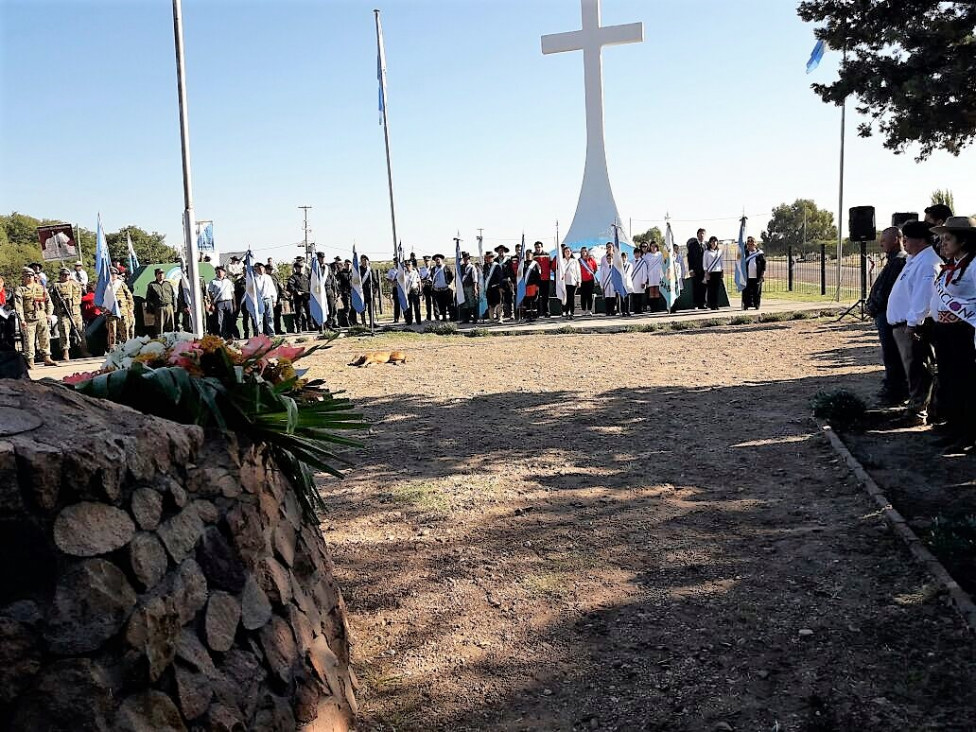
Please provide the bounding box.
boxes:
[62,333,364,517]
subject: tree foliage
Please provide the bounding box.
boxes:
[632,226,663,246]
[797,1,976,159]
[930,189,956,211]
[761,199,837,256]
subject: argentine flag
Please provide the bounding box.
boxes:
[454,238,465,309]
[554,248,567,305]
[476,237,488,320]
[94,214,120,316]
[734,216,749,292]
[350,245,366,313]
[806,39,826,74]
[310,256,329,328]
[179,269,194,334]
[661,222,681,310]
[126,231,140,274]
[610,225,634,297]
[243,250,265,329]
[395,243,409,312]
[376,13,388,125]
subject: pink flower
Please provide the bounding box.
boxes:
[168,340,200,366]
[63,370,104,385]
[240,335,273,361]
[265,344,305,363]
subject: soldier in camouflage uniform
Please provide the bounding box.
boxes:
[50,267,89,360]
[13,267,55,368]
[105,268,135,350]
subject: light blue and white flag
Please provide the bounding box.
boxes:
[310,256,329,328]
[126,231,140,274]
[94,214,120,316]
[806,39,826,74]
[350,245,366,313]
[454,237,465,308]
[395,243,409,312]
[196,222,215,256]
[610,225,634,296]
[179,268,194,334]
[660,222,681,309]
[243,250,265,328]
[476,235,487,319]
[376,13,388,125]
[734,216,749,292]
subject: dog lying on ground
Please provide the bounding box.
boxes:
[348,350,408,367]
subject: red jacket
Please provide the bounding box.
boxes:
[580,256,597,282]
[536,254,552,280]
[81,291,102,322]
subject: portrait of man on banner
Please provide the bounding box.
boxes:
[37,223,78,261]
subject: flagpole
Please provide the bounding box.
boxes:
[374,9,399,264]
[835,47,847,302]
[172,0,203,336]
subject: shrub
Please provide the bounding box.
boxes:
[423,322,458,335]
[669,320,693,331]
[552,325,577,335]
[792,310,815,320]
[759,311,790,323]
[699,318,725,328]
[811,389,867,431]
[925,515,976,572]
[730,314,755,325]
[465,328,492,338]
[346,326,371,336]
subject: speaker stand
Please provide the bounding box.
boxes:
[837,298,867,322]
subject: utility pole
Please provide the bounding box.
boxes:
[299,205,312,266]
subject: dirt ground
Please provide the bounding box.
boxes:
[305,320,976,732]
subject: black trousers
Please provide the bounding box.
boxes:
[742,278,762,309]
[502,285,514,318]
[564,285,577,315]
[392,292,401,322]
[580,280,595,311]
[538,281,550,316]
[705,274,721,310]
[692,277,707,308]
[423,284,433,320]
[273,303,283,334]
[325,293,337,328]
[293,294,311,331]
[932,321,976,439]
[434,289,452,320]
[620,294,631,315]
[523,294,538,319]
[214,300,235,339]
[405,292,421,324]
[604,293,618,316]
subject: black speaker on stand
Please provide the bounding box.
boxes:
[839,206,876,321]
[892,212,919,228]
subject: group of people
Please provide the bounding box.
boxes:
[866,204,976,455]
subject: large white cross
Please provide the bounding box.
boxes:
[542,0,643,249]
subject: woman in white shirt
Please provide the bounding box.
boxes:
[702,236,724,310]
[560,246,582,318]
[929,216,976,453]
[645,242,664,312]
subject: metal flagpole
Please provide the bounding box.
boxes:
[172,0,203,336]
[374,9,399,264]
[835,46,847,302]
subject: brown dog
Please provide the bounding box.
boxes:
[348,350,408,367]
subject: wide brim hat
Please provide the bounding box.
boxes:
[931,216,976,234]
[432,253,445,259]
[74,261,84,266]
[494,245,510,253]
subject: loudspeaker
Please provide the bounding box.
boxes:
[892,212,919,228]
[849,206,876,242]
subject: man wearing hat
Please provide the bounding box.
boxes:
[252,262,278,336]
[227,255,244,280]
[483,250,504,322]
[287,260,311,332]
[51,267,88,359]
[146,267,177,335]
[14,267,55,367]
[494,245,514,319]
[429,253,454,321]
[207,266,236,338]
[418,255,434,321]
[105,268,134,350]
[72,261,89,287]
[886,221,942,424]
[459,252,480,324]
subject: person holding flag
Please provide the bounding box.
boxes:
[556,245,581,318]
[578,246,598,316]
[349,247,374,329]
[483,250,504,323]
[242,250,266,338]
[609,226,636,316]
[515,248,542,320]
[402,258,422,325]
[429,253,453,321]
[741,236,766,310]
[702,236,725,311]
[458,247,480,325]
[645,242,664,313]
[309,255,330,333]
[126,232,140,275]
[662,222,683,313]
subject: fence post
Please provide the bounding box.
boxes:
[787,246,794,291]
[859,241,868,302]
[820,243,826,295]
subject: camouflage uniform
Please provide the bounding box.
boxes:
[105,278,135,350]
[13,269,54,368]
[51,274,88,359]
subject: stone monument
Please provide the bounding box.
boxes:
[542,0,643,253]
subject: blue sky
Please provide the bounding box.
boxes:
[2,0,974,263]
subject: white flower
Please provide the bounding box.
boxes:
[174,332,195,343]
[120,357,134,369]
[122,337,148,357]
[140,341,166,357]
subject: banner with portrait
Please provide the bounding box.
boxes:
[37,224,78,262]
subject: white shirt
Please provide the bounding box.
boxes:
[404,269,421,293]
[887,246,941,326]
[931,256,976,327]
[254,273,277,305]
[703,248,723,273]
[562,257,581,286]
[630,254,648,289]
[598,255,616,297]
[208,278,234,303]
[432,265,448,289]
[73,268,89,286]
[386,267,398,282]
[747,258,758,278]
[645,252,663,286]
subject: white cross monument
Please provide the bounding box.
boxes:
[542,0,643,252]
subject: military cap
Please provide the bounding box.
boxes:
[110,267,120,275]
[59,267,71,275]
[154,267,165,274]
[21,267,35,276]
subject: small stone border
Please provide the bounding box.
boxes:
[819,421,976,633]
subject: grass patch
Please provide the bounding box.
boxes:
[465,327,493,338]
[423,322,458,335]
[551,325,577,334]
[521,571,572,599]
[730,314,756,325]
[669,320,694,331]
[759,311,791,323]
[388,482,451,514]
[346,325,372,336]
[699,318,726,328]
[812,388,867,431]
[791,310,816,320]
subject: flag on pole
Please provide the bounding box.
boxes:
[806,39,826,73]
[660,222,681,310]
[310,256,329,328]
[454,237,465,309]
[179,268,194,334]
[376,12,388,125]
[243,250,265,329]
[350,245,366,313]
[395,242,409,312]
[196,222,215,258]
[126,231,140,274]
[734,216,749,292]
[554,248,567,305]
[610,225,634,296]
[94,214,120,316]
[476,235,487,319]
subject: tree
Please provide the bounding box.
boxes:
[632,226,663,247]
[797,1,976,160]
[930,189,956,211]
[761,199,837,257]
[105,226,179,268]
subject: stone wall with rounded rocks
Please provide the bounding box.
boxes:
[0,380,356,731]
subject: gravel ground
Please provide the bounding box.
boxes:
[308,320,976,732]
